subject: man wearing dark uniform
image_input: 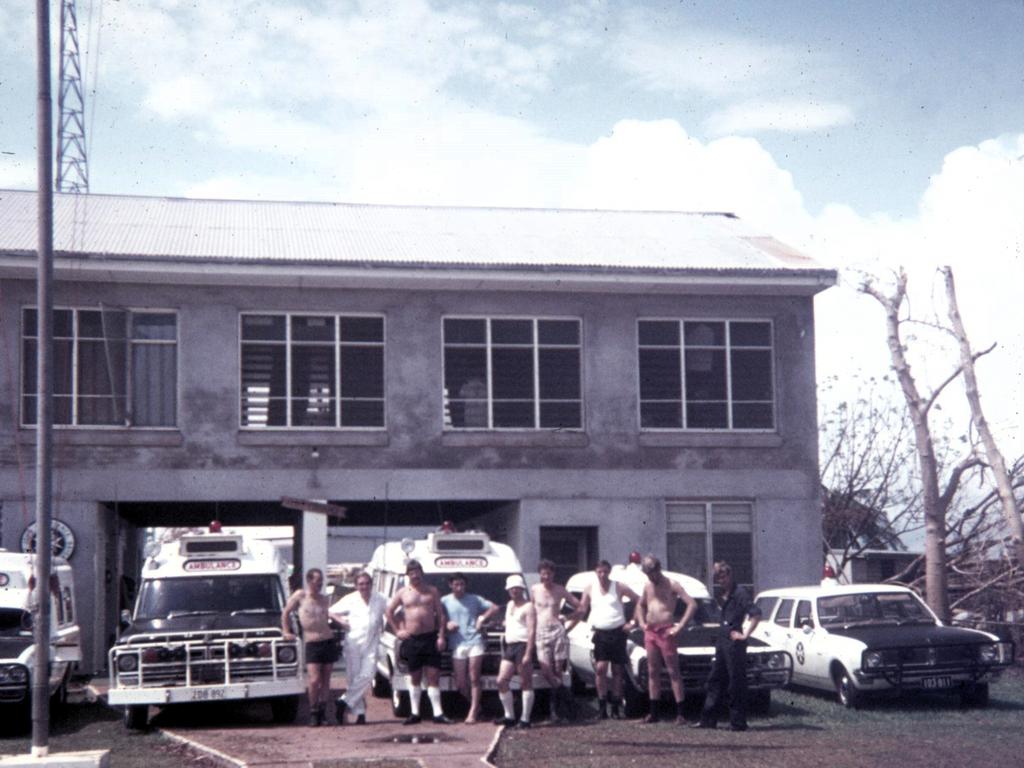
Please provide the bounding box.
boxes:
[693,560,762,731]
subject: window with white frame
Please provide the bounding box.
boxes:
[240,313,384,428]
[21,307,177,427]
[443,317,582,430]
[638,319,774,430]
[666,501,754,591]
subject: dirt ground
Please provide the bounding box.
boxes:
[492,670,1024,768]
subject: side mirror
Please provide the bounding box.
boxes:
[120,609,131,629]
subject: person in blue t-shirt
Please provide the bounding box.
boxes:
[441,572,500,723]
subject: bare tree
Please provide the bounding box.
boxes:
[861,269,986,619]
[819,374,922,578]
[942,266,1024,570]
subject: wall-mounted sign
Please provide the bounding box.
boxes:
[184,559,241,572]
[434,556,488,569]
[21,519,77,560]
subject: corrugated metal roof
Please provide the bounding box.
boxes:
[0,189,831,276]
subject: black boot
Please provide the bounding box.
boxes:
[610,698,622,719]
[598,698,609,720]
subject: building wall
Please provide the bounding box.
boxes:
[0,276,824,669]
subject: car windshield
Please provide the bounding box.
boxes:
[0,608,32,636]
[134,575,284,621]
[688,598,721,624]
[420,573,519,611]
[817,591,934,627]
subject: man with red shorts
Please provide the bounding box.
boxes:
[635,555,696,723]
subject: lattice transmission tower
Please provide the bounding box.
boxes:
[57,0,88,193]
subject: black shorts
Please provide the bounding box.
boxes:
[400,632,442,672]
[305,638,340,665]
[501,640,528,665]
[592,627,628,665]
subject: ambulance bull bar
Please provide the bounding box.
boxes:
[108,630,302,700]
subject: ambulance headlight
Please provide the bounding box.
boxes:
[276,645,298,664]
[116,653,139,673]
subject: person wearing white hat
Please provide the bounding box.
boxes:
[494,574,536,728]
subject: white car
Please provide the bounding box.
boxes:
[0,552,81,729]
[566,565,792,716]
[751,583,1015,707]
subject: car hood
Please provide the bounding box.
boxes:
[627,624,770,649]
[826,623,990,648]
[120,613,282,641]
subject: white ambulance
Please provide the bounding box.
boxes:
[368,528,568,717]
[0,551,81,727]
[107,527,304,729]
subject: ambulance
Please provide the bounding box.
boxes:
[108,526,304,729]
[367,527,568,717]
[0,551,81,727]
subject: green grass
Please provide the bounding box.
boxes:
[492,670,1024,768]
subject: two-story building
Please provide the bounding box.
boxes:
[0,189,835,673]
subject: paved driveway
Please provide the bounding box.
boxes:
[93,674,500,768]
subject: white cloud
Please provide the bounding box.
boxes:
[0,155,35,189]
[143,76,216,119]
[705,99,854,136]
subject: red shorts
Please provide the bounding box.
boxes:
[643,623,677,661]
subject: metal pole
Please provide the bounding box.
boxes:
[33,0,55,755]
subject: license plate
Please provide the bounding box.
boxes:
[922,676,953,689]
[190,687,228,701]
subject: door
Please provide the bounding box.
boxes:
[539,526,597,585]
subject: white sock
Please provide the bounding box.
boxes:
[522,690,535,722]
[427,686,443,718]
[407,679,421,716]
[499,690,515,720]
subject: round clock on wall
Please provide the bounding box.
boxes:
[20,519,77,560]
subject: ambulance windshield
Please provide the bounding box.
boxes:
[135,575,284,620]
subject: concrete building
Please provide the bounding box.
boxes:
[0,190,835,673]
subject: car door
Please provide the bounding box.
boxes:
[758,598,799,680]
[789,599,820,686]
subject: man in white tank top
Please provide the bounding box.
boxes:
[577,560,640,719]
[494,574,536,728]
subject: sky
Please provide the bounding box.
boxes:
[0,0,1022,456]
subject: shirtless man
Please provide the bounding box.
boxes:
[530,559,581,722]
[634,554,697,724]
[282,568,339,726]
[384,559,452,725]
[576,560,640,719]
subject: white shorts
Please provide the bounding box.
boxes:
[451,640,486,660]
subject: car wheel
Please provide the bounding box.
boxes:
[50,669,69,712]
[960,682,989,708]
[749,689,771,715]
[570,666,588,695]
[270,695,300,723]
[372,670,391,698]
[834,666,860,709]
[392,688,410,718]
[124,705,149,731]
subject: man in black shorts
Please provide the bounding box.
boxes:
[577,560,640,718]
[385,560,451,724]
